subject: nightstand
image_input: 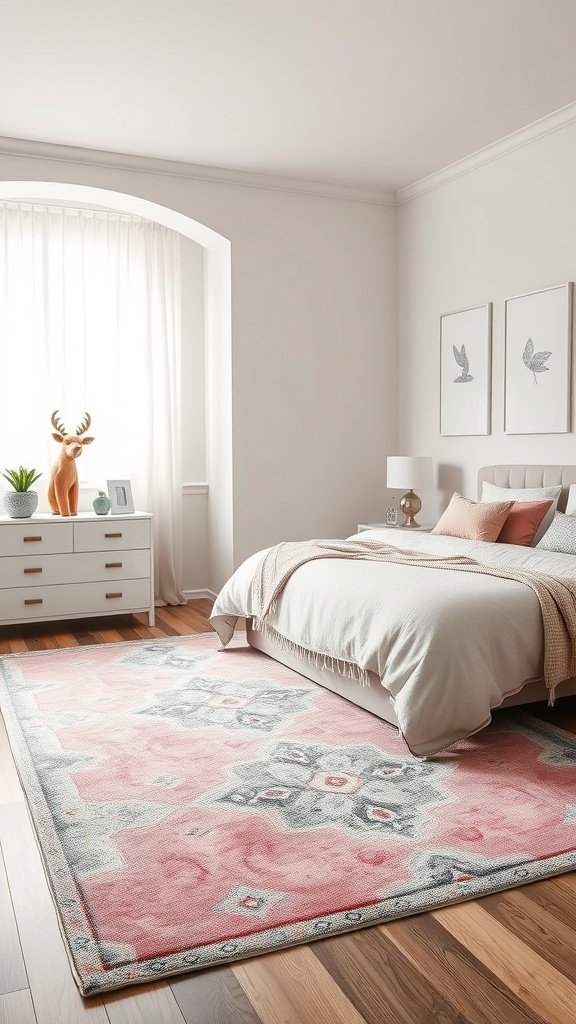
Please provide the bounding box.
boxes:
[357,523,433,533]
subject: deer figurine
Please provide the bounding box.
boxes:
[47,411,94,516]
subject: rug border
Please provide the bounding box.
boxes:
[0,630,221,661]
[1,638,576,996]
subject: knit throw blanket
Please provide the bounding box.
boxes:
[251,538,576,700]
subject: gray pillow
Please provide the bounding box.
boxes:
[536,511,576,554]
[480,481,562,546]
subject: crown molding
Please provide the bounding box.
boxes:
[396,100,576,205]
[4,100,576,211]
[0,136,395,206]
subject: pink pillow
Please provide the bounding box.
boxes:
[496,500,553,546]
[431,493,514,542]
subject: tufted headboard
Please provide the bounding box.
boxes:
[477,465,576,513]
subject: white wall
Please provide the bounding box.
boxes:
[228,186,398,559]
[180,237,208,596]
[398,122,576,521]
[0,147,397,592]
[181,237,206,484]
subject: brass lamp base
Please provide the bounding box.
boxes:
[399,490,422,528]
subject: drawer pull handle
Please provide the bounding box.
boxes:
[106,592,123,599]
[24,567,42,574]
[105,532,123,539]
[24,598,43,606]
[105,562,123,569]
[23,536,42,543]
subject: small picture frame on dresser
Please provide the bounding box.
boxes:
[107,479,135,515]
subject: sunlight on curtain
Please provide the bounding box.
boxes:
[0,201,185,605]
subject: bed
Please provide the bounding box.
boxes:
[210,465,576,756]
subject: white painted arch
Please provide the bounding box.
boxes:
[0,181,233,591]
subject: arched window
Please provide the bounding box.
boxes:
[0,201,184,603]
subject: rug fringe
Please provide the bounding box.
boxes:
[250,619,371,686]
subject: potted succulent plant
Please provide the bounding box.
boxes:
[2,466,42,519]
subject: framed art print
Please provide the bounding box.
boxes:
[440,303,492,436]
[107,479,135,514]
[504,283,573,434]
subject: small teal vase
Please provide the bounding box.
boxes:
[93,490,111,515]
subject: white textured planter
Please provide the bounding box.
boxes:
[3,490,39,519]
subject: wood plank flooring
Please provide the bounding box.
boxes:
[0,601,575,1024]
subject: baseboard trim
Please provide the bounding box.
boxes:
[183,589,217,601]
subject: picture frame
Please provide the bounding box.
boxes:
[440,303,492,436]
[504,283,573,434]
[107,479,135,515]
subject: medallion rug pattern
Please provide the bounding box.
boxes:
[0,633,575,996]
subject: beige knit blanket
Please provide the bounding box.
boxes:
[251,538,576,698]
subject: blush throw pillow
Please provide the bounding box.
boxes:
[496,500,554,547]
[431,493,514,542]
[480,481,562,546]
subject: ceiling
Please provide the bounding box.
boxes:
[3,0,576,193]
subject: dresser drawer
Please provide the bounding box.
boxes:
[0,550,151,589]
[0,522,73,557]
[0,578,153,622]
[73,518,151,552]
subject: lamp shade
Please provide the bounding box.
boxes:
[387,456,433,490]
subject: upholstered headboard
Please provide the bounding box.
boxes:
[478,465,576,513]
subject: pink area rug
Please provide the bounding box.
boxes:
[1,633,576,996]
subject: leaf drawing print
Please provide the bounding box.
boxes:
[522,338,551,384]
[452,344,474,382]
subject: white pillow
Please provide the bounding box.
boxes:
[480,481,562,546]
[565,484,576,516]
[536,511,576,554]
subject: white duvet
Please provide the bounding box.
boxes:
[210,529,576,756]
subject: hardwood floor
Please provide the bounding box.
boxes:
[1,601,575,1024]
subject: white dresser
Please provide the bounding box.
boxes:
[0,511,154,627]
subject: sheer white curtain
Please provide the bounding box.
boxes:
[0,201,185,605]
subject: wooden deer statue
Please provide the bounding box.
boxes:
[47,411,94,516]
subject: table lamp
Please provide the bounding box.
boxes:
[386,456,433,528]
